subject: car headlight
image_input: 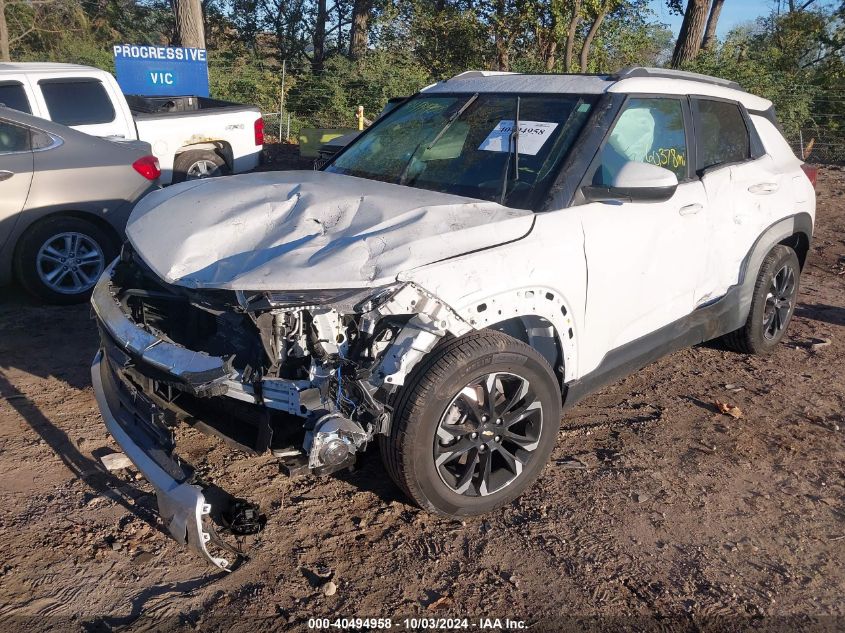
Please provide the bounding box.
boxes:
[236,283,404,312]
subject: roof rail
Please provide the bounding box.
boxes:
[448,70,518,81]
[613,66,742,91]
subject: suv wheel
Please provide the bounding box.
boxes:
[379,330,561,517]
[15,216,117,304]
[172,149,229,182]
[722,244,801,354]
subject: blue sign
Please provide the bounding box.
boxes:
[113,44,209,97]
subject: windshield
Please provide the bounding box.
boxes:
[325,93,595,210]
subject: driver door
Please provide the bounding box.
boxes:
[575,97,708,375]
[0,119,34,256]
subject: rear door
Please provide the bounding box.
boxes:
[692,97,780,303]
[577,96,708,372]
[0,119,34,255]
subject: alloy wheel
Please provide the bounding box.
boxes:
[186,159,222,179]
[434,372,543,497]
[762,263,797,340]
[36,232,104,295]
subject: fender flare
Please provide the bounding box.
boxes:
[733,212,813,326]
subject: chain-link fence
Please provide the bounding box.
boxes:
[789,91,845,164]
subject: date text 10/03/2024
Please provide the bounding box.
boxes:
[307,617,527,630]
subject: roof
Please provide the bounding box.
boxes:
[422,67,771,111]
[0,62,100,74]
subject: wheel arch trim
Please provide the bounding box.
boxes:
[734,212,813,322]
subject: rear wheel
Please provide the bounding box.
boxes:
[14,216,117,304]
[721,245,800,354]
[379,330,561,517]
[172,149,229,183]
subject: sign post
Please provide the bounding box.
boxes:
[113,44,209,97]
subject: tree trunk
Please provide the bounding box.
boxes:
[349,0,371,60]
[579,9,607,72]
[171,0,205,49]
[0,0,10,62]
[671,0,710,68]
[545,39,558,71]
[312,0,327,70]
[701,0,724,50]
[564,0,582,71]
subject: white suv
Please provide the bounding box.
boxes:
[90,67,815,569]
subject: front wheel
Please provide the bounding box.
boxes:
[379,330,561,517]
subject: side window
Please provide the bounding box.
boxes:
[38,78,116,126]
[0,82,32,114]
[0,121,31,153]
[594,97,688,185]
[692,99,750,170]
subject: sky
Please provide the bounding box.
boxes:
[647,1,774,38]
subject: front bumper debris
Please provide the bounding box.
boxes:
[91,350,240,570]
[90,267,234,396]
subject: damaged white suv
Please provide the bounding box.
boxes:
[91,67,816,569]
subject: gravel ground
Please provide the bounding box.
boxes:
[0,166,843,633]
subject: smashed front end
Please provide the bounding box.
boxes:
[90,245,470,569]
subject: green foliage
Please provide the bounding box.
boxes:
[682,6,843,142]
[286,52,432,128]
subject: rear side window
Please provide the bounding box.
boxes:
[39,78,116,126]
[0,121,31,153]
[0,82,32,113]
[594,97,688,185]
[692,99,750,170]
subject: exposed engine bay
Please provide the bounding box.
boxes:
[102,245,471,477]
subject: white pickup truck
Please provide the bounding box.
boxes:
[0,62,263,184]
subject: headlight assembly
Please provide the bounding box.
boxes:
[236,283,405,312]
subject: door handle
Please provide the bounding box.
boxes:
[0,170,14,182]
[748,182,779,194]
[679,203,702,216]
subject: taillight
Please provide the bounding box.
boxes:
[800,164,817,189]
[132,155,161,181]
[254,117,265,146]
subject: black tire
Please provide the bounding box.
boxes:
[721,245,801,354]
[172,149,229,183]
[379,330,561,517]
[14,215,117,304]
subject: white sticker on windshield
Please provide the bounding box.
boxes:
[478,120,558,156]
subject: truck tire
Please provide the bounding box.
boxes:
[172,149,229,182]
[14,215,117,304]
[379,330,561,517]
[721,245,801,354]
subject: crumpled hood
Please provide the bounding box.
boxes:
[126,170,534,290]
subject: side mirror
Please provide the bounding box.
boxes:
[583,161,679,203]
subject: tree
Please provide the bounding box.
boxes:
[671,0,710,67]
[580,0,619,71]
[0,0,10,61]
[172,0,206,48]
[349,0,370,59]
[312,0,327,68]
[564,0,582,70]
[0,0,61,62]
[701,0,724,50]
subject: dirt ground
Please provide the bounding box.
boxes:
[0,166,843,633]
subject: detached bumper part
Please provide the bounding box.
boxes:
[90,270,234,395]
[91,350,238,571]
